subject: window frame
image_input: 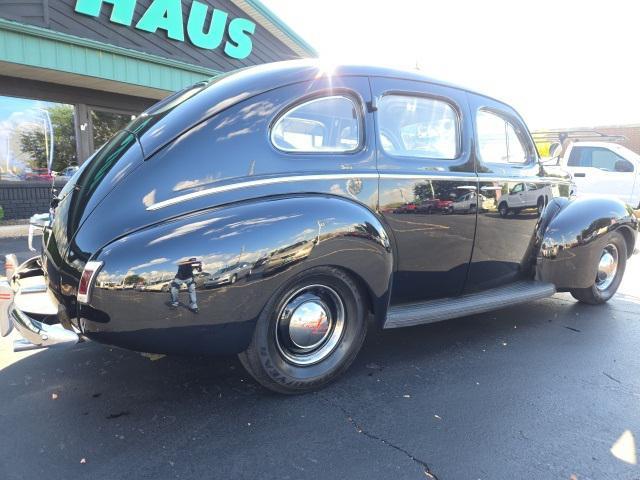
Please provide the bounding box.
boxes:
[269,93,365,155]
[475,107,537,167]
[375,91,463,162]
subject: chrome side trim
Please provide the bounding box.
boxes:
[379,174,478,181]
[147,173,380,211]
[146,172,569,211]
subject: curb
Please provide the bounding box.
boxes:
[0,225,41,239]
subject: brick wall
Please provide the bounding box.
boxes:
[594,125,640,155]
[0,182,57,220]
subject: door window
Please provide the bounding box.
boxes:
[567,146,634,172]
[377,95,459,159]
[511,183,524,194]
[271,95,361,153]
[476,110,530,164]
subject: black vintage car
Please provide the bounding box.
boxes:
[1,61,638,394]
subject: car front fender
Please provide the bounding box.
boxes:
[81,195,392,355]
[535,196,638,290]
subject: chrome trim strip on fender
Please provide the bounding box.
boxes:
[147,172,567,211]
[147,173,381,210]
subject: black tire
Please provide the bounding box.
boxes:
[536,197,545,216]
[498,202,509,218]
[570,231,627,305]
[230,274,237,284]
[239,266,367,394]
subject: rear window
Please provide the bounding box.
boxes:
[271,95,361,153]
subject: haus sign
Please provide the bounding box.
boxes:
[74,0,256,60]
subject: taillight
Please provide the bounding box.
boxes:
[77,261,103,304]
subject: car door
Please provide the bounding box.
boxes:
[524,183,539,207]
[565,145,637,205]
[465,94,563,292]
[371,77,477,304]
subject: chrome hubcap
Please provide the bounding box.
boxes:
[275,285,345,366]
[596,244,619,291]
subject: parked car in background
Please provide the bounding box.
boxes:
[497,182,553,217]
[56,165,79,181]
[447,191,482,214]
[204,262,252,287]
[556,142,640,208]
[393,202,417,213]
[2,61,638,394]
[22,167,53,182]
[416,198,453,214]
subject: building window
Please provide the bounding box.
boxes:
[377,95,459,160]
[476,109,529,164]
[271,95,361,153]
[0,95,77,183]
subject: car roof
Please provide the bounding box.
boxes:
[130,60,505,158]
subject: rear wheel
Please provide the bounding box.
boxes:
[239,267,367,394]
[570,231,627,304]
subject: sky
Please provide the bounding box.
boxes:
[263,0,640,130]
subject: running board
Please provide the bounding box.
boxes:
[384,281,556,329]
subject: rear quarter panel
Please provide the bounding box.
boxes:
[83,196,392,355]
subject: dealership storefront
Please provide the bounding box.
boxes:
[0,0,315,219]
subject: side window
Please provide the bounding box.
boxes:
[511,183,524,194]
[592,148,633,172]
[568,146,634,172]
[567,147,587,167]
[476,110,530,164]
[377,95,459,159]
[271,95,361,153]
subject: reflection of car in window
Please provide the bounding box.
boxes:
[3,61,637,395]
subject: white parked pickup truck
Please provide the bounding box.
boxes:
[558,141,640,208]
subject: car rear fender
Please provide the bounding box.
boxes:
[535,196,638,290]
[81,195,393,355]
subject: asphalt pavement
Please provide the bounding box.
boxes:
[1,234,639,479]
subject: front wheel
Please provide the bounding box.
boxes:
[498,202,509,218]
[570,231,627,304]
[239,267,367,394]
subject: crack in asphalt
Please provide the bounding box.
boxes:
[322,397,440,479]
[603,372,622,384]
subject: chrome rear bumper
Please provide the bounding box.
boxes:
[1,255,79,352]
